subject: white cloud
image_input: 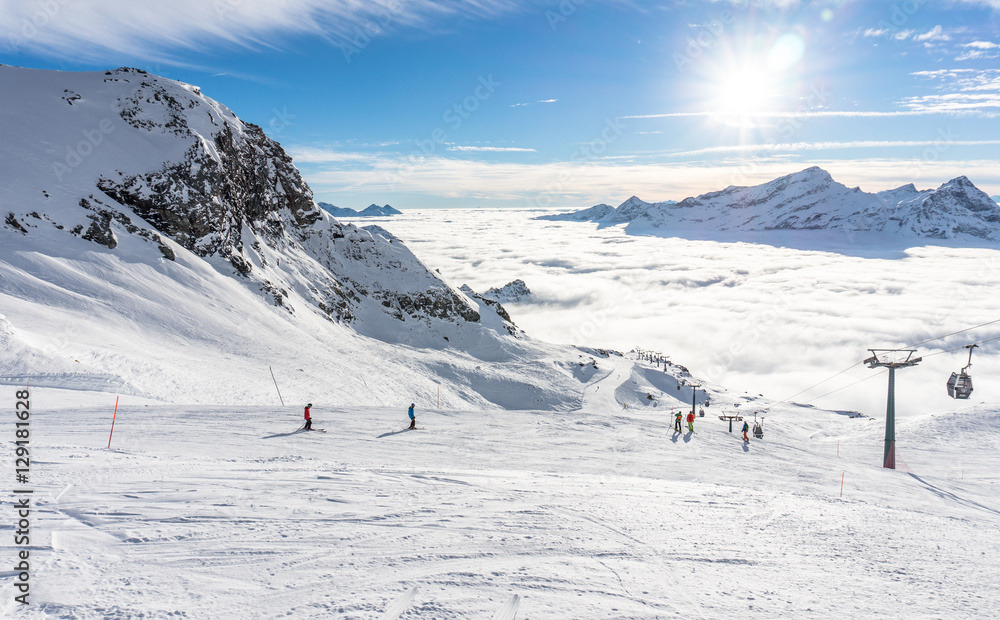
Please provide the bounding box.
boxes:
[382,209,1000,417]
[957,49,1000,60]
[915,25,950,43]
[621,108,998,120]
[286,146,379,164]
[0,0,524,61]
[964,41,1000,49]
[903,68,1000,113]
[510,98,559,108]
[447,146,537,152]
[293,151,1000,207]
[863,28,890,38]
[665,139,1000,158]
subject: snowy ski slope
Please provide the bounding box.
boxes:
[5,351,999,619]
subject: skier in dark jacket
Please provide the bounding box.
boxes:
[408,403,416,429]
[304,403,313,431]
[674,410,683,432]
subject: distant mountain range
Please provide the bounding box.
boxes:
[539,166,1000,241]
[318,202,402,218]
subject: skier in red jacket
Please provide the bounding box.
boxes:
[304,403,313,431]
[686,411,695,432]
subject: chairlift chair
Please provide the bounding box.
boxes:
[946,344,977,400]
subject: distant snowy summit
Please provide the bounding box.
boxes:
[461,279,532,303]
[538,167,1000,242]
[318,202,402,218]
[483,279,532,303]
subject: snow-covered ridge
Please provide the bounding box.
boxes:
[0,65,494,335]
[483,279,532,303]
[2,66,635,407]
[539,166,1000,241]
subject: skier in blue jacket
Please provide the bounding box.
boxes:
[408,403,416,429]
[742,420,750,442]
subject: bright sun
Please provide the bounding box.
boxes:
[703,33,806,126]
[711,67,777,118]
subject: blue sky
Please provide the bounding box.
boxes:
[2,0,999,209]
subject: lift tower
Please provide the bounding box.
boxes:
[863,349,921,469]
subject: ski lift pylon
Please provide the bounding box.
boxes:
[946,344,977,400]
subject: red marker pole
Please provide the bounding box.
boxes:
[107,396,120,449]
[840,472,845,498]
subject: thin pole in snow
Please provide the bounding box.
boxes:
[269,366,285,406]
[840,471,845,497]
[107,396,120,449]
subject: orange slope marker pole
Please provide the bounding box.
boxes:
[107,396,120,449]
[840,472,845,498]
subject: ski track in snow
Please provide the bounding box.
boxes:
[3,383,999,619]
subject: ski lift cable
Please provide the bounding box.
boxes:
[774,360,866,406]
[919,334,1000,359]
[772,318,1000,409]
[803,369,888,405]
[904,317,1000,349]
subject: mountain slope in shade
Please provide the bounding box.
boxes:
[539,167,1000,242]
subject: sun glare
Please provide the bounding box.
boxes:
[701,33,806,127]
[712,67,777,118]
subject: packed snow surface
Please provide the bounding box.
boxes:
[5,368,999,618]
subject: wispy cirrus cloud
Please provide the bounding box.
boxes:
[904,68,1000,112]
[663,139,1000,158]
[957,39,1000,60]
[0,0,528,61]
[447,145,537,152]
[620,108,997,119]
[510,98,559,108]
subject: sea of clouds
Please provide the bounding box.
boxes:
[379,209,1000,418]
